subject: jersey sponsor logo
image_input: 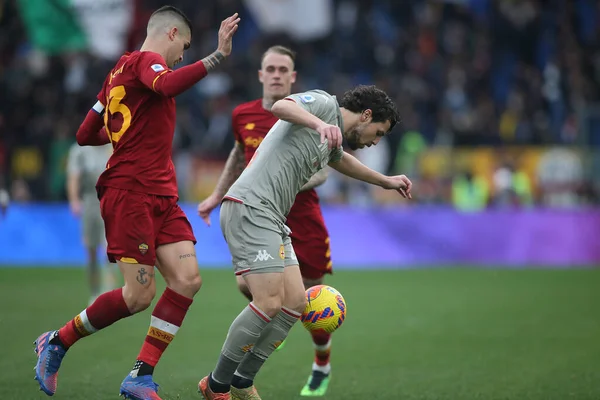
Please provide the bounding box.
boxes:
[244,136,264,148]
[244,122,255,130]
[300,94,316,104]
[253,250,274,262]
[151,64,165,72]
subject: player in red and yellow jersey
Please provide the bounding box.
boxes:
[197,46,335,398]
[33,6,239,400]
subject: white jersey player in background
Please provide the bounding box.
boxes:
[66,143,118,305]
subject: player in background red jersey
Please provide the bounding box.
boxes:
[33,6,240,400]
[197,46,336,397]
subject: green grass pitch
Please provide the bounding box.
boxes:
[1,267,599,400]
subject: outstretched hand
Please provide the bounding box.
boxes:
[217,13,240,57]
[383,175,413,199]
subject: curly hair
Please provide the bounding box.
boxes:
[339,85,400,131]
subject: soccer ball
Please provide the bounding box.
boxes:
[301,285,347,333]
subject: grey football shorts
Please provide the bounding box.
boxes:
[220,200,298,276]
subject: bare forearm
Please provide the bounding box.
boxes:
[212,144,246,198]
[0,188,9,210]
[201,50,225,72]
[329,152,387,186]
[271,99,324,130]
[66,175,80,203]
[301,168,328,191]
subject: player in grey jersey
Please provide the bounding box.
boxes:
[66,143,118,306]
[197,85,412,400]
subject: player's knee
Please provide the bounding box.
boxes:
[186,272,203,294]
[123,285,156,313]
[287,291,308,315]
[167,270,202,298]
[253,296,283,319]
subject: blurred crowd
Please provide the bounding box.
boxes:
[0,0,599,207]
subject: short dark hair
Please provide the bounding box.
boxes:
[150,5,192,36]
[261,45,296,65]
[339,85,400,131]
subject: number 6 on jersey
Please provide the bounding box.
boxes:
[104,85,132,144]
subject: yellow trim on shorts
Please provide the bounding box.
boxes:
[119,257,139,264]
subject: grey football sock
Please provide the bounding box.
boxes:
[211,303,271,386]
[89,257,100,296]
[234,307,300,382]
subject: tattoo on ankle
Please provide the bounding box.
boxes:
[179,253,196,260]
[136,267,154,285]
[201,50,225,71]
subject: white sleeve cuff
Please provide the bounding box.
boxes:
[92,101,105,115]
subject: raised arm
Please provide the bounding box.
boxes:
[329,151,412,198]
[138,14,239,98]
[271,99,342,149]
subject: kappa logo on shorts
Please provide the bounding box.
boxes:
[279,244,285,260]
[138,243,149,255]
[253,250,274,262]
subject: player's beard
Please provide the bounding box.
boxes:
[346,128,361,150]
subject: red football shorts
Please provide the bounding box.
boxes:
[98,187,196,266]
[286,206,332,280]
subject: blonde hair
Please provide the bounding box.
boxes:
[261,45,296,68]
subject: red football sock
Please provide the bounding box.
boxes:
[311,330,332,366]
[58,288,131,348]
[136,287,193,367]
